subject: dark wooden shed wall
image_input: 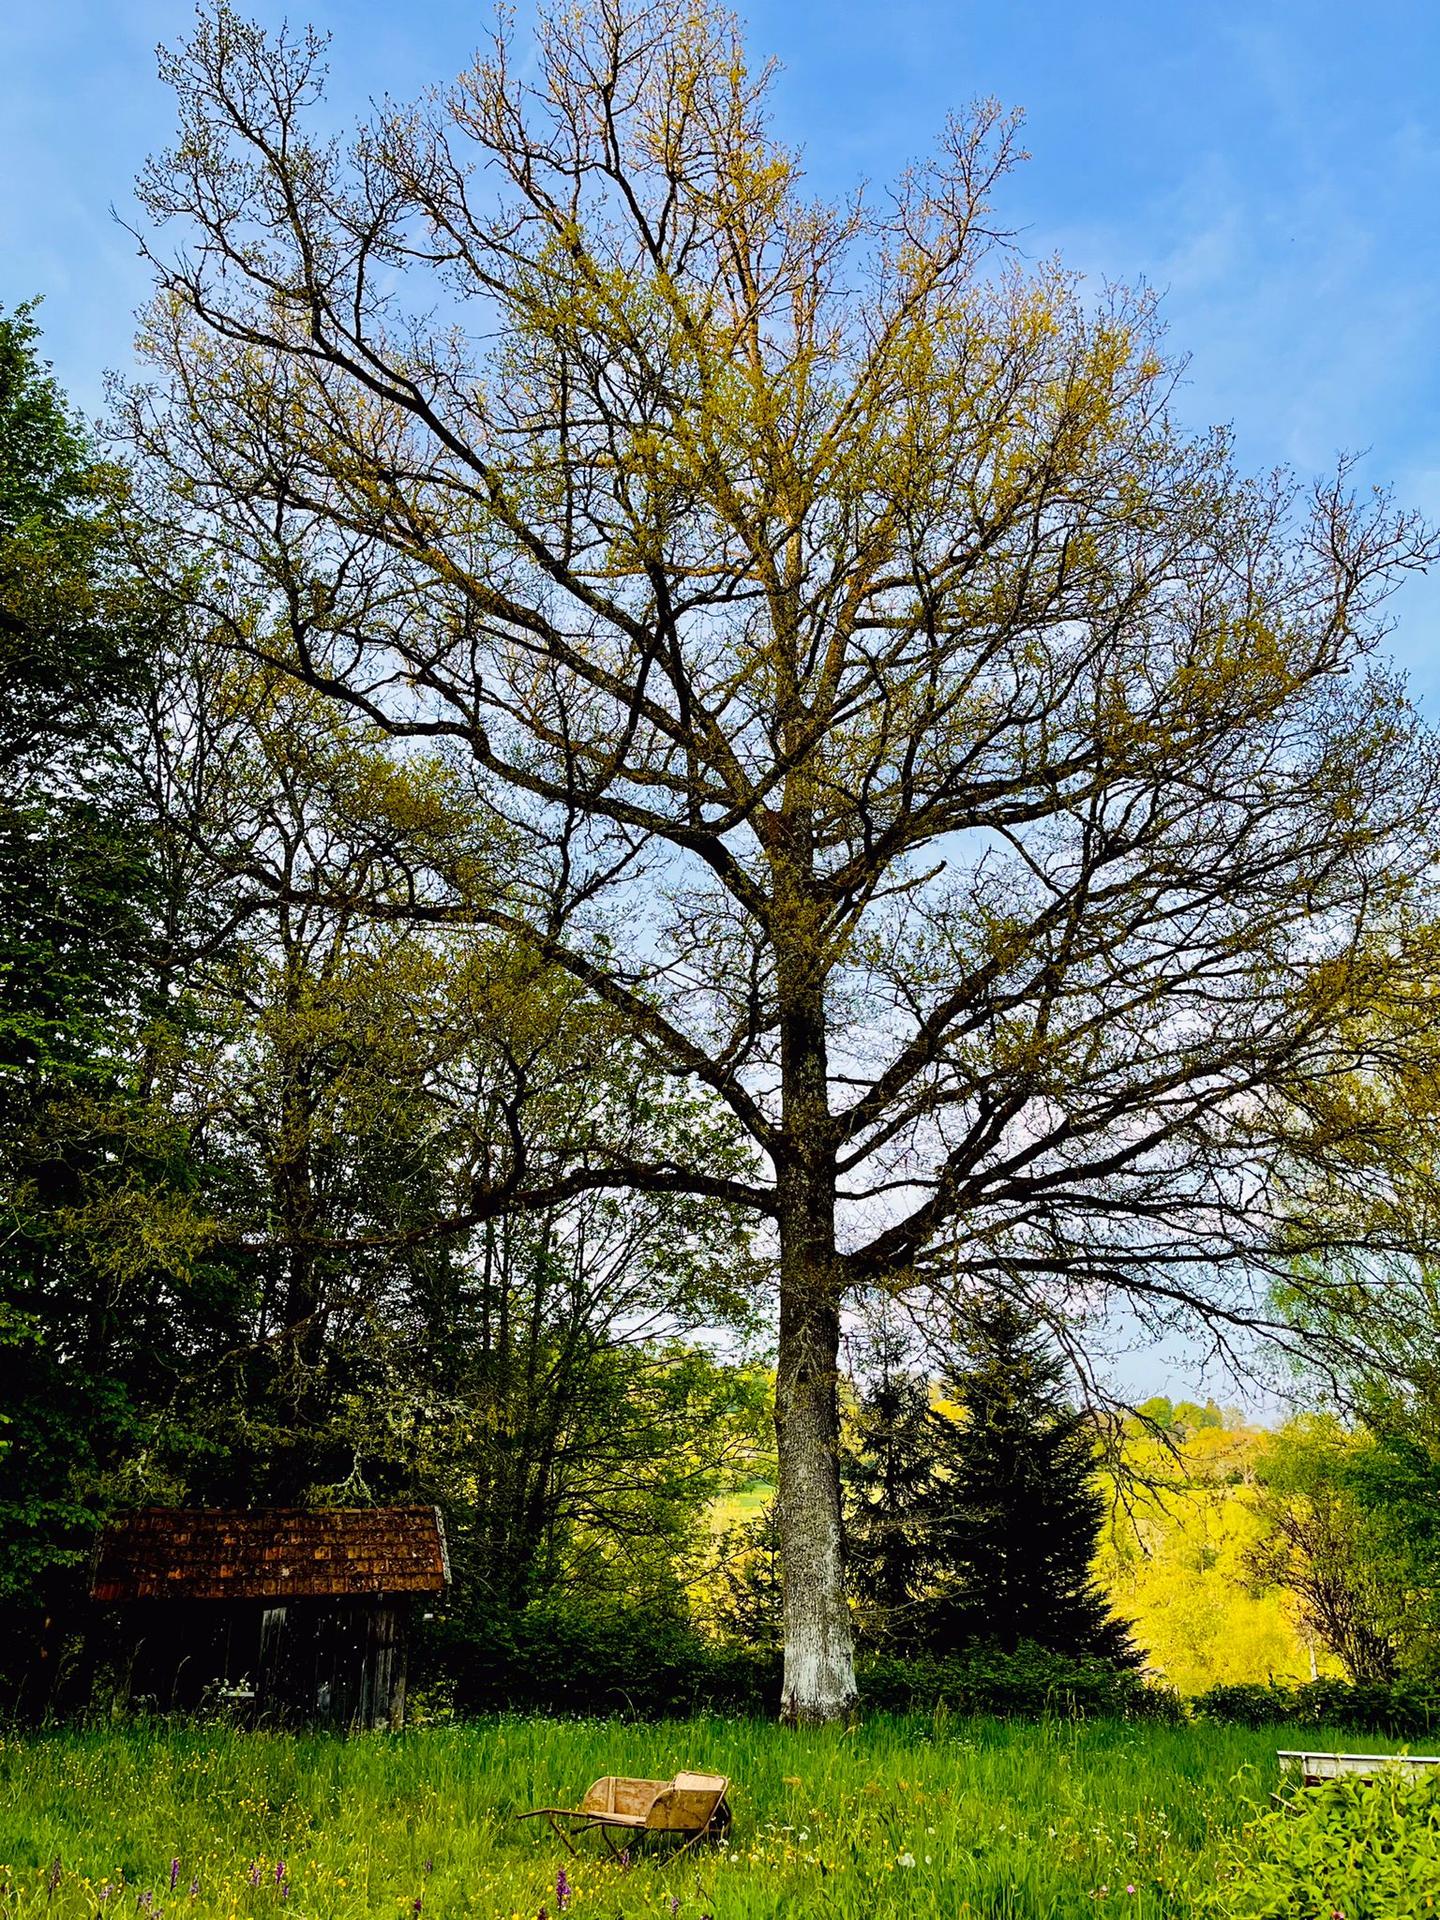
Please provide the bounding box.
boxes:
[91,1508,446,1730]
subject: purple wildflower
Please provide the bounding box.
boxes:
[274,1863,286,1887]
[670,1899,680,1918]
[279,1885,289,1905]
[412,1900,422,1917]
[188,1884,198,1902]
[169,1863,180,1894]
[248,1866,262,1890]
[555,1866,571,1913]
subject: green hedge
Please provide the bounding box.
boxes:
[1192,1677,1440,1737]
[444,1620,1440,1735]
[423,1605,1178,1721]
[423,1600,777,1718]
[859,1643,1183,1721]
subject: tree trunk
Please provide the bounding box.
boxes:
[773,958,857,1725]
[775,1250,856,1723]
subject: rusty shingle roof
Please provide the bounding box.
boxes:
[91,1507,449,1604]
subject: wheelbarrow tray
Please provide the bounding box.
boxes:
[519,1772,731,1856]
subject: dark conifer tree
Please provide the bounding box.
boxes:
[843,1313,935,1645]
[918,1300,1137,1665]
[0,303,168,1625]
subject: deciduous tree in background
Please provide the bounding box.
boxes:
[124,0,1440,1720]
[708,1498,785,1655]
[1247,1419,1400,1686]
[0,302,182,1623]
[117,653,769,1605]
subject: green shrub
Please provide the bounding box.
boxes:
[1208,1767,1440,1919]
[420,1596,777,1716]
[423,1608,1180,1723]
[858,1639,1183,1721]
[1192,1683,1301,1729]
[1194,1678,1440,1738]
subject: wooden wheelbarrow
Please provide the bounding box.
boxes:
[518,1771,731,1858]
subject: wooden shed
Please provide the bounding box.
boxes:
[91,1506,448,1729]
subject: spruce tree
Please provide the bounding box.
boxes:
[843,1315,935,1646]
[0,304,166,1620]
[919,1301,1137,1665]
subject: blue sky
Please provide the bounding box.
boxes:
[4,0,1439,1402]
[5,0,1439,695]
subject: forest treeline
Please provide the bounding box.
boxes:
[1,299,772,1701]
[6,283,1440,1719]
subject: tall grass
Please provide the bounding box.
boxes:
[0,1716,1403,1920]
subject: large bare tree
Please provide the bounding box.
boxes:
[124,0,1440,1721]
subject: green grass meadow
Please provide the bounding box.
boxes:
[0,1716,1404,1920]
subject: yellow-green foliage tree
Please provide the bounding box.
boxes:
[124,0,1440,1723]
[1098,1404,1329,1693]
[1245,1415,1407,1685]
